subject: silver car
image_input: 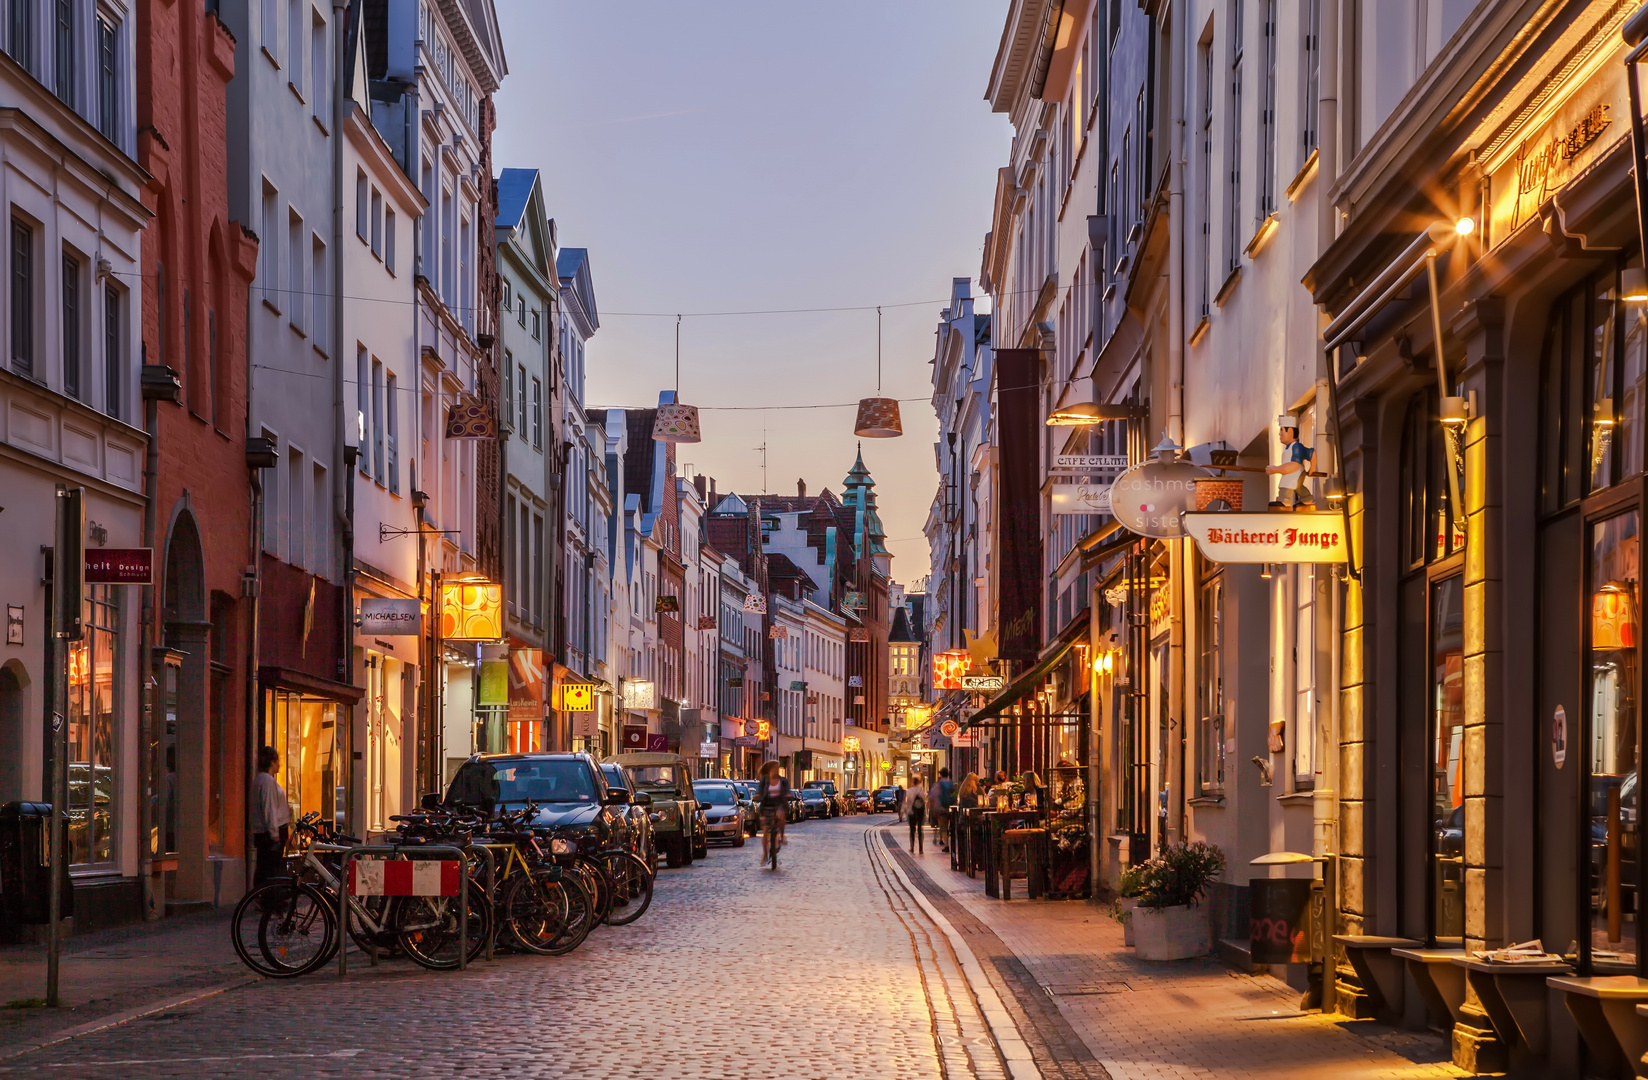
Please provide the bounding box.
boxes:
[692,781,747,847]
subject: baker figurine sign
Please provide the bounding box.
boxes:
[1266,414,1315,510]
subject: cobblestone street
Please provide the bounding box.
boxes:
[0,817,1488,1080]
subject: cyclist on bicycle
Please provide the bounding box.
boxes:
[755,761,790,866]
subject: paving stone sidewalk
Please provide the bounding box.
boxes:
[885,827,1485,1080]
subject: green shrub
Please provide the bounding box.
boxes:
[1135,841,1226,911]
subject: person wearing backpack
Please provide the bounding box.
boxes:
[903,777,928,854]
[933,768,957,852]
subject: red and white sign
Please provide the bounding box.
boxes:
[1182,512,1348,564]
[348,859,460,897]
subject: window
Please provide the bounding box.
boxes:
[1301,0,1320,161]
[4,0,29,69]
[1258,0,1277,220]
[355,170,368,241]
[287,209,303,333]
[311,236,326,350]
[372,357,384,483]
[1134,89,1147,224]
[62,252,80,399]
[1428,574,1464,942]
[384,208,396,274]
[65,586,119,866]
[287,0,303,96]
[1199,40,1213,315]
[505,494,518,613]
[1587,512,1641,970]
[1293,564,1320,787]
[53,0,72,104]
[1107,161,1119,270]
[312,461,328,577]
[11,218,32,376]
[502,278,511,313]
[356,348,370,475]
[459,215,471,331]
[288,446,306,569]
[532,512,544,625]
[386,371,398,494]
[370,188,382,257]
[96,15,117,143]
[311,9,327,123]
[103,284,119,419]
[501,350,513,427]
[518,296,526,327]
[531,378,542,450]
[1226,0,1244,273]
[260,182,279,308]
[531,308,540,340]
[516,362,526,433]
[262,0,278,63]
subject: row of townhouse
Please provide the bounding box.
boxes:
[924,2,1648,1072]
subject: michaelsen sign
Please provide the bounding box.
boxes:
[1182,512,1348,564]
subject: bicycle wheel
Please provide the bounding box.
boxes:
[233,881,336,977]
[396,887,491,971]
[575,856,614,925]
[502,868,571,954]
[540,870,595,955]
[601,852,654,927]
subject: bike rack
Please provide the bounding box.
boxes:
[467,844,496,962]
[337,844,469,979]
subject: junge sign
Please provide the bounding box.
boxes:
[1182,512,1348,563]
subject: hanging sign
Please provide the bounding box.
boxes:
[962,675,1005,691]
[359,597,421,636]
[510,649,546,719]
[769,625,789,639]
[554,681,594,713]
[646,733,669,752]
[939,720,959,738]
[445,396,496,439]
[623,679,656,710]
[85,547,153,584]
[572,712,601,738]
[699,741,718,759]
[1051,481,1111,516]
[1552,705,1567,769]
[442,582,503,641]
[932,650,969,690]
[477,659,509,706]
[622,725,648,750]
[788,680,806,692]
[1182,512,1347,563]
[847,675,863,688]
[743,594,767,613]
[1109,459,1211,538]
[843,590,866,610]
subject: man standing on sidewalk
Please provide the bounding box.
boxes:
[904,777,928,854]
[250,747,291,887]
[933,768,956,852]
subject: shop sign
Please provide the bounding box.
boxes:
[961,675,1005,691]
[554,681,595,714]
[1149,585,1172,639]
[696,615,716,630]
[622,725,648,750]
[85,547,152,584]
[1054,454,1129,471]
[358,597,420,636]
[1552,705,1567,769]
[477,658,508,706]
[442,581,503,641]
[843,589,866,610]
[1109,459,1210,538]
[623,679,656,711]
[510,649,546,719]
[572,712,600,738]
[646,733,668,752]
[1050,481,1111,516]
[1182,512,1347,563]
[756,720,772,741]
[789,680,806,692]
[939,720,959,738]
[698,741,718,759]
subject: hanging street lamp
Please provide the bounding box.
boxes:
[854,306,903,438]
[655,314,701,443]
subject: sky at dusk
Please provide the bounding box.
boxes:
[490,1,1011,589]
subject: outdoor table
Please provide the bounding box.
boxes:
[981,809,1042,898]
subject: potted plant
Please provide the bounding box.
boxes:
[1108,864,1144,947]
[1131,841,1225,961]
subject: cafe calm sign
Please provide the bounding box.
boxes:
[1182,512,1348,564]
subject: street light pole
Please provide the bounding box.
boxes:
[47,485,84,1007]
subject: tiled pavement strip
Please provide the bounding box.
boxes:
[884,825,1486,1080]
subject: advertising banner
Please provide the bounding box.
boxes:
[996,349,1043,660]
[477,659,508,706]
[508,649,545,720]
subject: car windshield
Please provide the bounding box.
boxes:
[600,765,629,790]
[694,785,737,805]
[800,790,824,799]
[447,758,596,809]
[630,765,680,791]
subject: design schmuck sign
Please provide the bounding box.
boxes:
[1182,512,1347,563]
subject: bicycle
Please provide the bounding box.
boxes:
[760,806,785,871]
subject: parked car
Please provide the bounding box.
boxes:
[848,789,872,813]
[443,752,631,858]
[605,752,707,867]
[797,788,832,819]
[693,781,747,847]
[600,761,656,864]
[785,788,808,822]
[872,786,901,813]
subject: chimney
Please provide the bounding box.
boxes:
[693,474,707,501]
[798,479,807,499]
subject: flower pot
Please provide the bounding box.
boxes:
[1118,898,1137,946]
[1132,904,1209,960]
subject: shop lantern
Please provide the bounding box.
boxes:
[441,580,503,641]
[1594,582,1639,650]
[932,649,970,690]
[654,316,702,444]
[623,679,656,711]
[853,307,903,438]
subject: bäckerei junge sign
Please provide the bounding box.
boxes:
[1182,512,1348,563]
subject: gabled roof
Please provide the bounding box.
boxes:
[557,248,599,340]
[495,168,552,290]
[495,168,535,230]
[889,605,917,643]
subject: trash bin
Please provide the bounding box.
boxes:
[0,802,69,924]
[1249,877,1313,965]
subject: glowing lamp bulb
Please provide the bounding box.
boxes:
[1455,217,1475,236]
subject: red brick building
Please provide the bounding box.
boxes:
[136,1,259,907]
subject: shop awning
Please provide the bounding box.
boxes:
[258,665,365,703]
[958,615,1090,732]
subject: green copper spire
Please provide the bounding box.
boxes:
[841,445,888,558]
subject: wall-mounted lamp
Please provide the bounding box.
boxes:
[1624,267,1648,303]
[1259,563,1273,580]
[1439,394,1471,426]
[1454,217,1475,237]
[1324,478,1346,505]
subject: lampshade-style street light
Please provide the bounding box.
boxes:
[854,307,903,438]
[655,314,701,443]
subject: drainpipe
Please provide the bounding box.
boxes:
[333,0,355,829]
[1165,4,1188,848]
[139,365,160,919]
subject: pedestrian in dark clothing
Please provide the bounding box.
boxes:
[933,768,956,852]
[904,779,927,854]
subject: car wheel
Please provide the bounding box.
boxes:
[732,829,746,848]
[665,839,685,869]
[694,838,708,860]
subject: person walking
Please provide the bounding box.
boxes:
[904,777,928,854]
[933,768,956,852]
[895,782,906,823]
[250,746,291,887]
